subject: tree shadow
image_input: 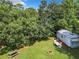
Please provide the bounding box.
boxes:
[0,47,11,55]
[54,45,79,59]
[0,37,49,55]
[36,37,49,42]
[29,37,49,46]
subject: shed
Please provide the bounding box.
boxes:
[57,29,79,48]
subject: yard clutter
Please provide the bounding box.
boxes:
[54,40,62,48]
[8,50,19,58]
[57,29,79,48]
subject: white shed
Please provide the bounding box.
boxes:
[57,29,79,48]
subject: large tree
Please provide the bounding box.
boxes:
[63,0,79,33]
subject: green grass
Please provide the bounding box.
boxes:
[0,37,79,59]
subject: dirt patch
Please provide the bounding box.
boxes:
[18,47,28,52]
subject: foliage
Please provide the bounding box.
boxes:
[0,0,79,50]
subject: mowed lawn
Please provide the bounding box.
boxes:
[0,37,79,59]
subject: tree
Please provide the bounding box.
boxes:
[14,3,24,10]
[63,0,79,33]
[63,0,76,23]
[38,0,47,19]
[24,8,38,18]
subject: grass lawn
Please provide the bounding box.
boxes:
[0,37,79,59]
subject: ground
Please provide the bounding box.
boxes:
[0,37,79,59]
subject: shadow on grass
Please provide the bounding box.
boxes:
[29,37,49,46]
[0,47,11,55]
[54,45,79,59]
[0,37,49,55]
[37,37,49,42]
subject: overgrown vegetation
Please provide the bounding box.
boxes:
[0,0,79,50]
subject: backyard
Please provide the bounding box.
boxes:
[0,37,79,59]
[0,0,79,59]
